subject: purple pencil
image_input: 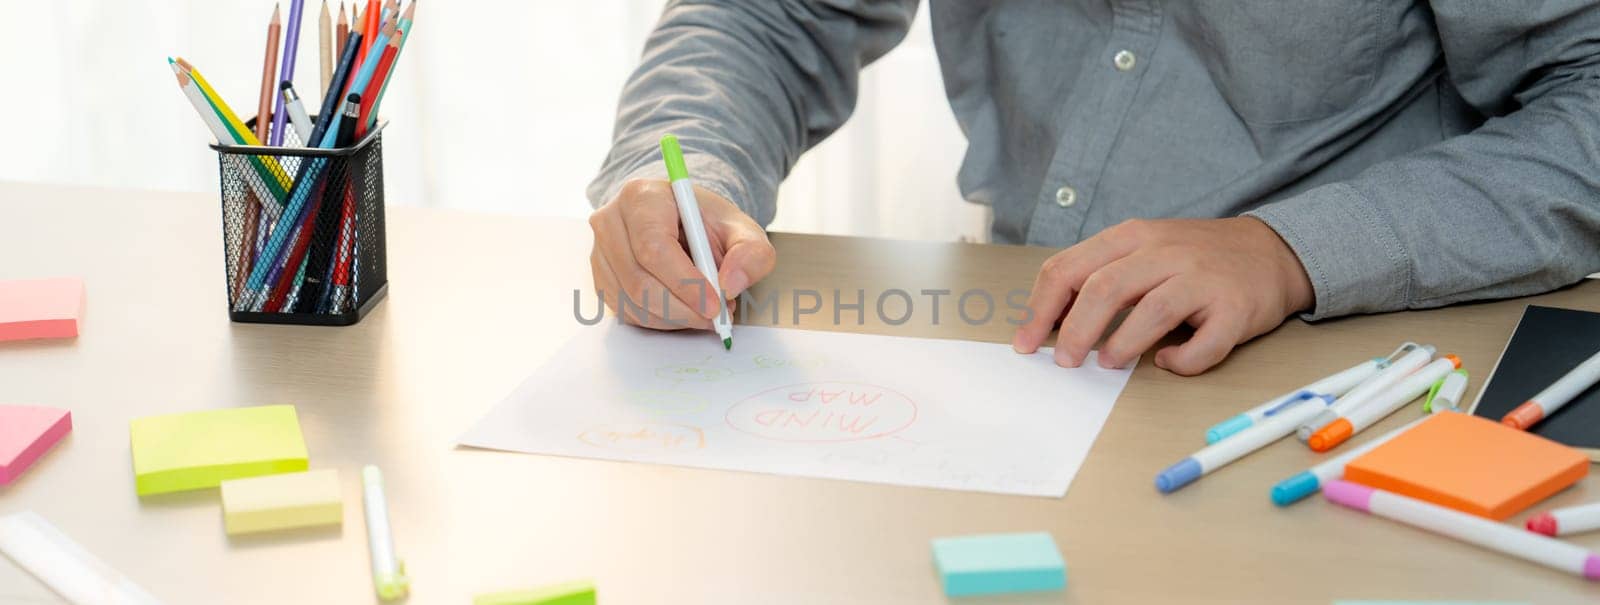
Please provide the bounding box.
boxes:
[268,0,307,146]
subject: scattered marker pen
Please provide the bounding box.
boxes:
[1272,414,1434,506]
[1157,393,1333,494]
[1323,479,1600,581]
[660,134,733,350]
[1307,355,1461,452]
[1528,501,1600,537]
[1501,348,1600,430]
[1423,368,1469,413]
[362,465,409,601]
[1298,343,1434,441]
[1204,357,1384,444]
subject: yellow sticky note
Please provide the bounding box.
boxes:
[129,405,309,495]
[221,469,342,535]
[473,580,597,605]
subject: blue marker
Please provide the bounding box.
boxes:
[1157,393,1334,494]
[1271,414,1437,506]
[1203,357,1386,444]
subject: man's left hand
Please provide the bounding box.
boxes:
[1011,217,1314,375]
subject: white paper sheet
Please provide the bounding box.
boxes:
[459,324,1134,497]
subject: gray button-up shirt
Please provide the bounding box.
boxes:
[588,1,1600,319]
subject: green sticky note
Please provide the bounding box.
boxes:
[473,580,596,605]
[129,405,309,495]
[932,532,1066,597]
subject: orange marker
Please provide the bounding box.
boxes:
[1308,355,1460,452]
[1502,349,1600,430]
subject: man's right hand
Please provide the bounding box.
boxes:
[588,179,776,330]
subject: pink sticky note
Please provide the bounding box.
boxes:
[0,405,72,485]
[0,278,83,342]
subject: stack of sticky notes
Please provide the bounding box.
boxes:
[129,404,309,495]
[474,580,597,605]
[220,469,342,535]
[0,278,84,342]
[931,531,1066,597]
[1345,412,1589,520]
[0,405,72,486]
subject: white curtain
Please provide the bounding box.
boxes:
[0,0,985,243]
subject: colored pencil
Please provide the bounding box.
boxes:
[269,0,307,146]
[173,59,269,298]
[368,0,414,127]
[285,93,363,311]
[174,58,292,199]
[254,4,282,142]
[357,28,400,136]
[240,42,359,310]
[313,32,362,151]
[259,93,360,311]
[356,0,379,71]
[263,180,329,312]
[337,3,349,59]
[319,0,333,94]
[380,0,398,29]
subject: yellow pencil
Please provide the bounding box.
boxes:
[175,58,293,193]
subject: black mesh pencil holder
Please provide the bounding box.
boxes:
[209,117,389,326]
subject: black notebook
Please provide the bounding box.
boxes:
[1470,305,1600,462]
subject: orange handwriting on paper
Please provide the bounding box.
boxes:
[726,381,917,443]
[579,423,706,451]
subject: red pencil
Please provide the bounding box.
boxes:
[325,183,358,313]
[356,30,400,138]
[263,204,324,312]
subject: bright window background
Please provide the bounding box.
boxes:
[0,1,988,243]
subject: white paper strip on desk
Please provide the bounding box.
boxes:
[0,511,162,605]
[459,323,1134,497]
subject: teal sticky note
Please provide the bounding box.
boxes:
[931,532,1066,597]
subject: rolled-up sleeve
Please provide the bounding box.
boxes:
[586,0,918,225]
[1248,1,1600,319]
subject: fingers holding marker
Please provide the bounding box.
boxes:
[717,224,775,301]
[592,224,710,331]
[596,221,705,324]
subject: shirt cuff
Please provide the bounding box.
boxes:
[589,152,754,220]
[1245,182,1413,321]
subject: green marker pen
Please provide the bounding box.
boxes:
[661,134,733,350]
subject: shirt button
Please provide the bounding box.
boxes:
[1054,186,1077,208]
[1113,50,1137,71]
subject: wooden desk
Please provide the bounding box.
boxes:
[1,181,1596,604]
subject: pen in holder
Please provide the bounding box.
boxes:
[210,116,389,326]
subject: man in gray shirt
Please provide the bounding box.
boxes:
[586,1,1600,374]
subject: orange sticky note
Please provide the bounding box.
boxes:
[0,278,84,342]
[1345,412,1589,520]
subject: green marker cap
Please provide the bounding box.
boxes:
[660,134,689,182]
